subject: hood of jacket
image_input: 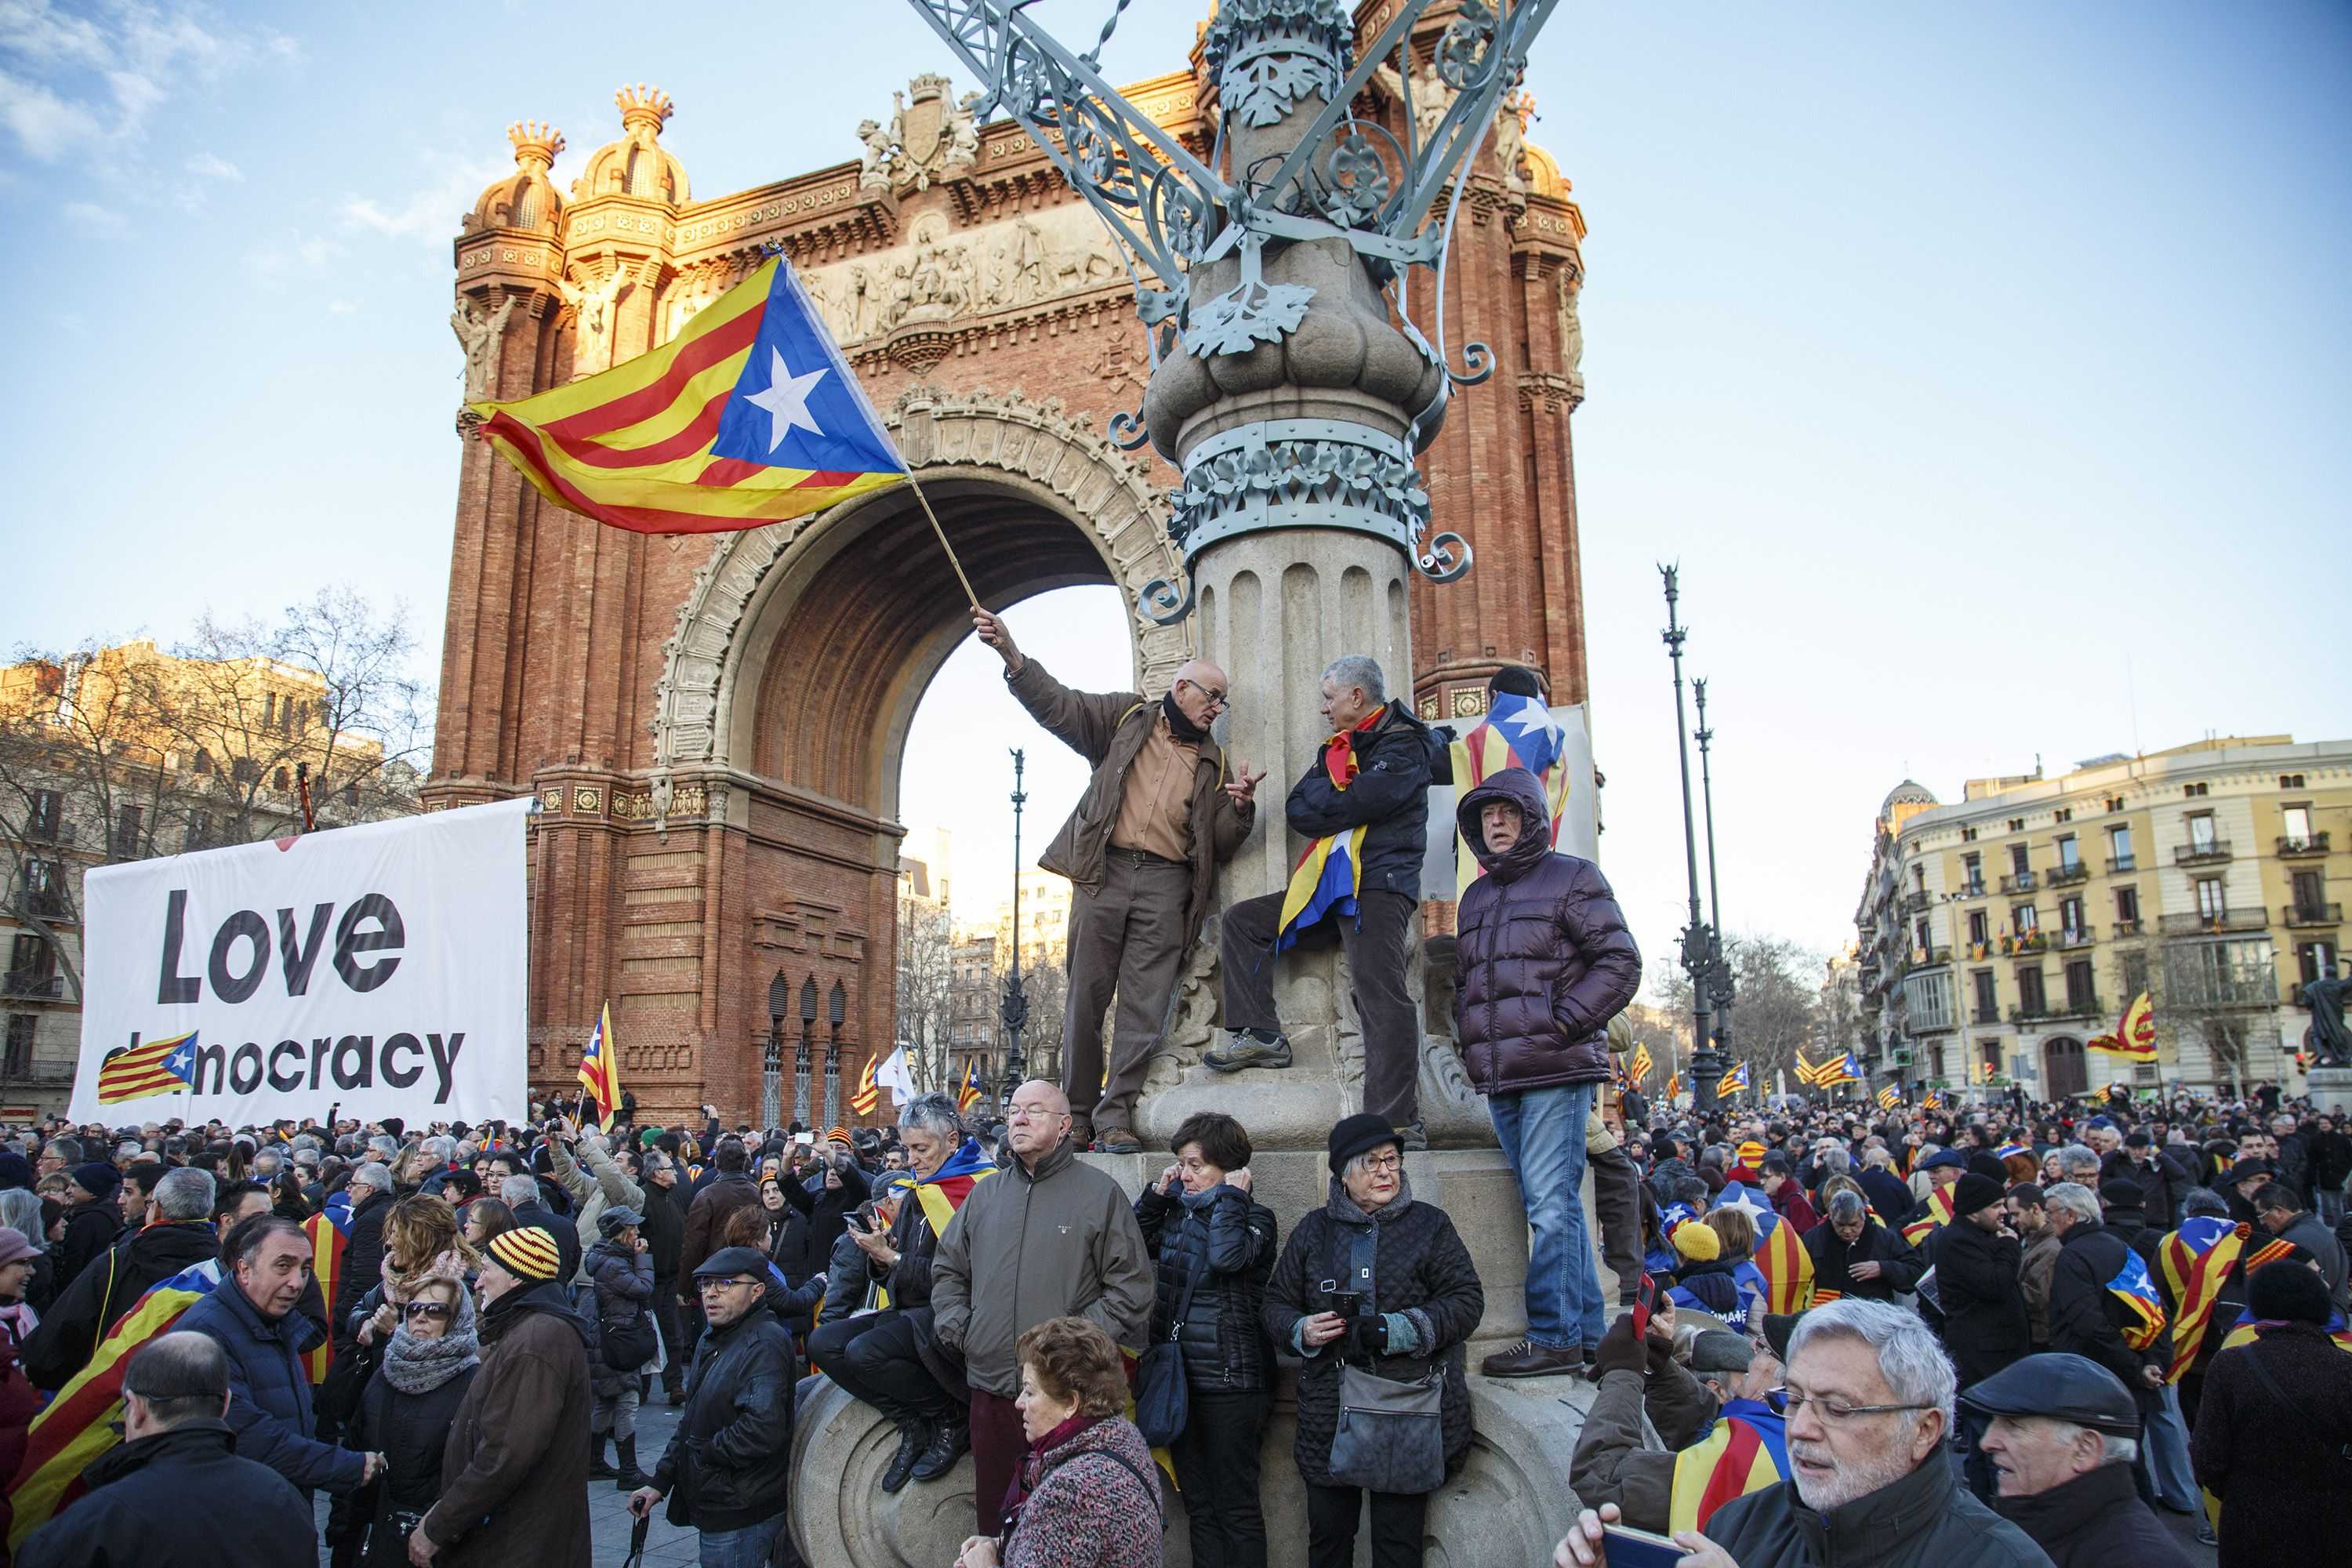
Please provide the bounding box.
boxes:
[1457,767,1555,883]
[481,1277,590,1350]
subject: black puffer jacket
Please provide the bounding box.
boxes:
[580,1238,655,1396]
[652,1305,795,1534]
[348,1356,481,1568]
[1283,699,1441,901]
[1452,768,1642,1094]
[1992,1457,2190,1568]
[1136,1179,1279,1393]
[1262,1174,1483,1489]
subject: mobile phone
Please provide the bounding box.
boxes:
[795,1132,815,1146]
[1325,1290,1363,1322]
[1601,1523,1686,1568]
[1629,1271,1660,1341]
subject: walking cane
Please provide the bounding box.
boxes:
[621,1512,650,1568]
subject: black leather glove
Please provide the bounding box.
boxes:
[1349,1314,1390,1360]
[1592,1311,1647,1379]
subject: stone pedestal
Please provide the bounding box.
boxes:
[2308,1066,2352,1115]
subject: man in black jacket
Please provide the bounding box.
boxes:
[52,1162,125,1291]
[1926,1171,2031,1501]
[1211,654,1439,1139]
[14,1332,318,1568]
[1965,1353,2191,1568]
[2100,1132,2190,1231]
[2043,1181,2172,1509]
[24,1167,221,1389]
[627,1246,795,1562]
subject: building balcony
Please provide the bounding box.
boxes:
[1958,880,1987,898]
[2048,862,2092,887]
[2001,931,2049,956]
[1911,945,1952,968]
[2285,902,2343,930]
[1971,1004,2002,1025]
[1964,940,1994,960]
[2159,909,2270,937]
[1900,890,1930,916]
[2113,918,2146,938]
[9,889,73,924]
[2053,927,2096,951]
[2107,854,2137,874]
[1,971,63,1000]
[2278,833,2330,859]
[2047,993,2106,1021]
[2009,1004,2059,1025]
[20,820,74,847]
[1999,871,2038,894]
[2174,840,2232,867]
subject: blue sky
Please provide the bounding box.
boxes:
[5,2,2347,982]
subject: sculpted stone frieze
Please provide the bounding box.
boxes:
[796,205,1123,348]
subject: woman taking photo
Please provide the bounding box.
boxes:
[954,1316,1160,1568]
[1134,1112,1278,1568]
[341,1269,481,1568]
[1263,1116,1484,1568]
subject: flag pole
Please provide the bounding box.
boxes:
[903,470,980,608]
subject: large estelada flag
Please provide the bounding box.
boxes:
[95,1028,198,1105]
[8,1260,222,1550]
[1715,1062,1749,1098]
[913,1137,998,1234]
[577,1002,622,1117]
[2088,991,2158,1061]
[470,256,906,534]
[1449,691,1571,899]
[303,1206,352,1385]
[2161,1217,2247,1381]
[1711,1182,1814,1316]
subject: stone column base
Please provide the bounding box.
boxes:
[2309,1065,2352,1115]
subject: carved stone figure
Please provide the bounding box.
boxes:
[945,89,982,170]
[1494,88,1533,196]
[1559,273,1584,392]
[665,273,714,343]
[1007,217,1050,304]
[451,293,517,398]
[2307,975,2352,1068]
[558,267,628,377]
[855,118,895,190]
[1374,57,1457,146]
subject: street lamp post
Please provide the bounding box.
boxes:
[1662,567,1721,1114]
[1693,679,1737,1075]
[998,748,1029,1107]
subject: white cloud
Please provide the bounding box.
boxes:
[0,67,107,160]
[328,299,358,314]
[339,150,509,244]
[62,198,126,234]
[184,149,239,180]
[0,1,292,162]
[244,229,343,279]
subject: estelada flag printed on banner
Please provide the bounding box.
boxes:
[470,256,907,534]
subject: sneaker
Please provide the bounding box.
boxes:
[1092,1127,1143,1155]
[1398,1120,1428,1152]
[1204,1032,1293,1073]
[1480,1339,1585,1379]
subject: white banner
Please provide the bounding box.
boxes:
[72,798,532,1127]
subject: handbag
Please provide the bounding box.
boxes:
[601,1304,659,1370]
[1134,1251,1204,1448]
[1322,1218,1446,1494]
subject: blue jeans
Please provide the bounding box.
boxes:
[2143,1381,2198,1512]
[700,1513,786,1568]
[1489,1082,1606,1349]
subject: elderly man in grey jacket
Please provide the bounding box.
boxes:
[931,1080,1152,1532]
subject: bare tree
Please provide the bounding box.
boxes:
[1654,932,1826,1095]
[895,891,956,1091]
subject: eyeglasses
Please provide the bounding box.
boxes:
[1178,677,1229,711]
[1359,1153,1404,1174]
[700,1276,760,1292]
[1763,1386,1935,1422]
[402,1301,453,1321]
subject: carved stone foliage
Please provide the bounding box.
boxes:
[649,387,1185,774]
[797,205,1120,348]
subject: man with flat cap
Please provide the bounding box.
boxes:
[1966,1352,2190,1568]
[975,606,1261,1156]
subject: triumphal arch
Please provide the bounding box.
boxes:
[426,11,1591,1123]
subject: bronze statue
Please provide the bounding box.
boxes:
[2306,973,2351,1068]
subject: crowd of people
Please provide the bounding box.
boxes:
[0,636,2344,1568]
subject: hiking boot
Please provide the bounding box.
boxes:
[1204,1031,1292,1073]
[911,1417,971,1483]
[587,1432,619,1479]
[614,1436,648,1491]
[880,1420,932,1494]
[1092,1127,1143,1155]
[1398,1120,1428,1152]
[1480,1340,1584,1379]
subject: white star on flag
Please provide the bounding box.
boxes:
[1719,1186,1773,1227]
[745,347,829,452]
[1502,700,1560,752]
[168,1046,193,1076]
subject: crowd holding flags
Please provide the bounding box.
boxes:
[576,1002,623,1120]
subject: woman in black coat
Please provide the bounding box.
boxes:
[1264,1116,1483,1568]
[342,1272,481,1568]
[1136,1111,1279,1568]
[2192,1261,2352,1568]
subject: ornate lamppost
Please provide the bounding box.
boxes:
[1662,567,1722,1112]
[1693,678,1737,1071]
[998,748,1029,1107]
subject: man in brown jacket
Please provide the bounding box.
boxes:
[415,1225,593,1566]
[973,606,1260,1153]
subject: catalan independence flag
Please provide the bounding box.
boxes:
[914,1137,998,1235]
[2103,1248,2168,1351]
[1278,720,1383,951]
[2161,1217,2247,1381]
[95,1029,198,1105]
[577,1002,622,1117]
[1752,1199,1816,1315]
[470,256,907,534]
[848,1053,880,1117]
[1902,1183,1958,1247]
[1667,1406,1788,1534]
[1827,1051,1864,1086]
[303,1206,352,1385]
[1716,1061,1750,1098]
[8,1259,223,1550]
[956,1058,986,1112]
[2216,1305,2352,1356]
[1625,1041,1654,1087]
[1876,1083,1901,1111]
[1449,691,1571,899]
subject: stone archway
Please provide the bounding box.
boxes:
[649,384,1189,796]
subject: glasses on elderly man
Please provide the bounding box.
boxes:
[1763,1386,1935,1422]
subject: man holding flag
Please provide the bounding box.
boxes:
[1212,655,1442,1140]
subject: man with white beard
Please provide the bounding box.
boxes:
[1552,1299,2052,1568]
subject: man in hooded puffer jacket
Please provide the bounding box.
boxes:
[1453,765,1642,1379]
